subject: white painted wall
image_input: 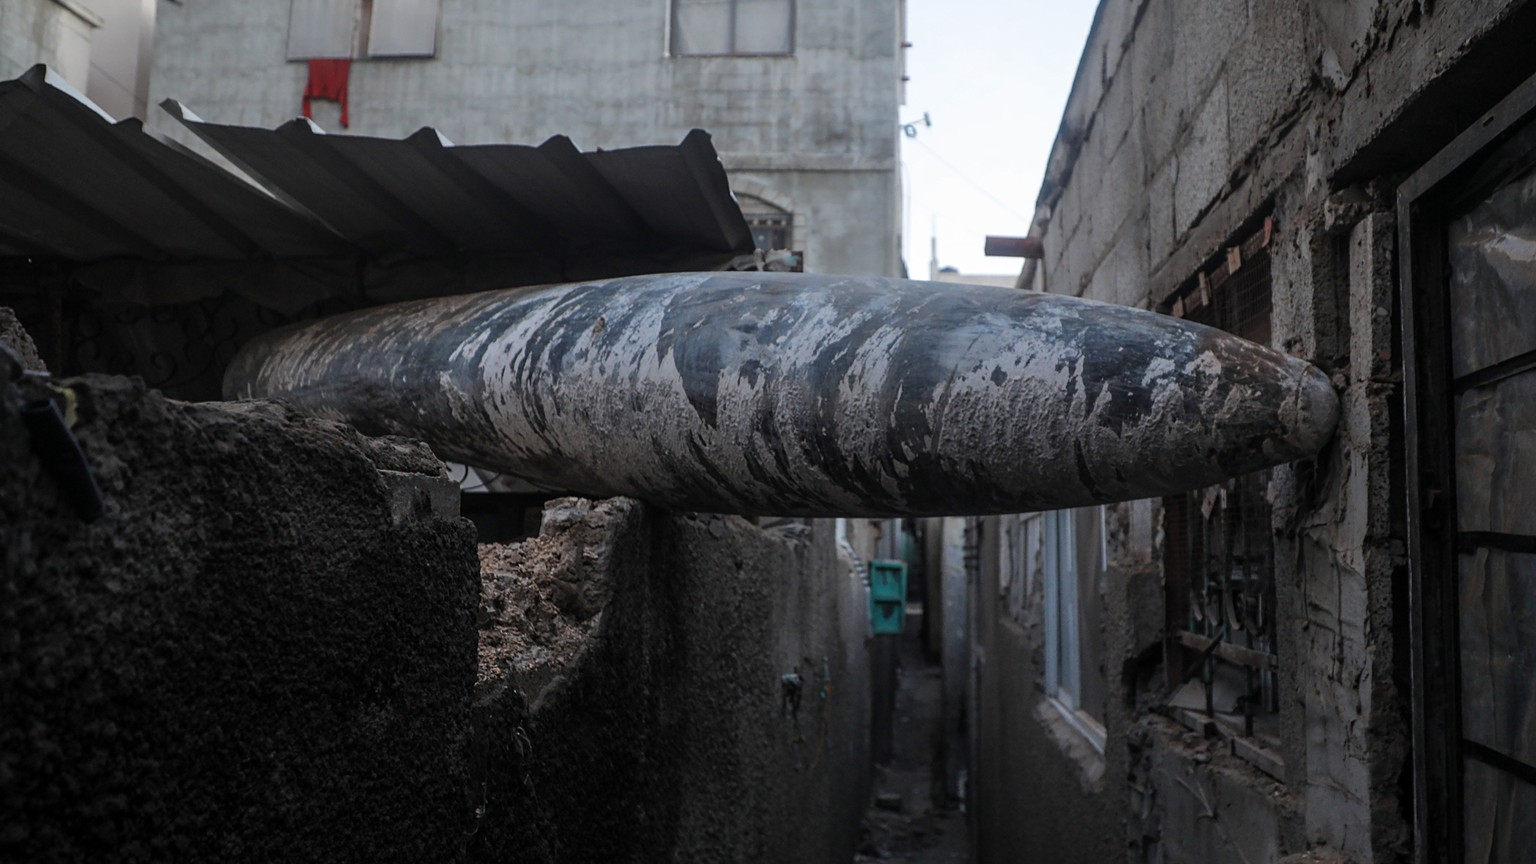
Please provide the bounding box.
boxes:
[146,0,903,277]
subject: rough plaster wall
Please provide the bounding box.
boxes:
[971,514,1119,864]
[1320,0,1536,179]
[145,0,901,277]
[1293,210,1409,862]
[0,0,95,88]
[3,367,871,863]
[2,375,480,863]
[473,502,872,863]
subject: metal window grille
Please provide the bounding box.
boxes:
[1162,230,1280,741]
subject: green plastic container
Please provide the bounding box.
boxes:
[868,559,908,635]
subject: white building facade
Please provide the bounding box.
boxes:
[146,0,905,278]
[0,0,102,91]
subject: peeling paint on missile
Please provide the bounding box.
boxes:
[225,271,1338,517]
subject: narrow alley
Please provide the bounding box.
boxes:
[857,609,969,864]
[6,1,1536,861]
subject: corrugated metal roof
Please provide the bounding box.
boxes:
[0,67,347,262]
[0,64,753,277]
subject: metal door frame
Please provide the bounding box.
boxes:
[1399,66,1536,864]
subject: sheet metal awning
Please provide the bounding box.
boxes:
[0,64,753,288]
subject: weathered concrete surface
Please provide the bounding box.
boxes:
[1128,716,1300,864]
[1,375,480,863]
[969,0,1520,860]
[971,510,1120,864]
[471,499,872,863]
[226,271,1338,517]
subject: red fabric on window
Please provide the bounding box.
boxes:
[302,58,352,128]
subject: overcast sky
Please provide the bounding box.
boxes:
[900,0,1100,277]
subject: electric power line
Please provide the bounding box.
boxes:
[906,134,1033,222]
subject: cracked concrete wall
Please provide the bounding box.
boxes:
[976,0,1536,861]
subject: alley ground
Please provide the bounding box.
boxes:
[855,611,970,864]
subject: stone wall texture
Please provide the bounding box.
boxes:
[471,502,872,864]
[972,1,1536,862]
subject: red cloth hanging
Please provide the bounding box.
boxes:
[302,58,352,128]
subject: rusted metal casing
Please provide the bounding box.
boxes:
[225,272,1338,516]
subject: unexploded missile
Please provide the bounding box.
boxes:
[225,272,1337,517]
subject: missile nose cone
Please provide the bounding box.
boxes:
[1274,359,1339,460]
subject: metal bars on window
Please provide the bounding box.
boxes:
[1162,231,1280,741]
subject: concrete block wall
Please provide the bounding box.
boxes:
[145,0,901,278]
[974,0,1536,861]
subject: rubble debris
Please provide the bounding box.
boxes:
[476,497,619,700]
[0,307,45,372]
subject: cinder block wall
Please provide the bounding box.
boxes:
[972,1,1536,862]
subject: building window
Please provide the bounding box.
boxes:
[671,0,795,57]
[286,0,441,60]
[1402,73,1536,862]
[1160,225,1280,745]
[738,194,792,251]
[1042,507,1107,751]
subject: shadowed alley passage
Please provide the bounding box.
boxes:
[856,608,969,864]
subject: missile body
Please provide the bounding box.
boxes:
[226,272,1337,516]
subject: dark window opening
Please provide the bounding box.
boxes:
[1402,74,1536,859]
[1161,232,1282,750]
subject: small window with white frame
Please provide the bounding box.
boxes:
[1042,506,1108,752]
[286,0,442,60]
[671,0,795,57]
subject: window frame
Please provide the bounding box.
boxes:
[1156,221,1283,758]
[285,0,441,61]
[1042,507,1107,752]
[1399,66,1536,864]
[668,0,797,58]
